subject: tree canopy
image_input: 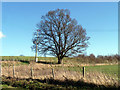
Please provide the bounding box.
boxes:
[32,9,90,64]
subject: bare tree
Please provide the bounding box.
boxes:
[32,9,90,64]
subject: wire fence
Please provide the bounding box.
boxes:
[1,60,119,87]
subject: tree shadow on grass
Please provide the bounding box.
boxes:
[33,78,119,90]
[19,60,30,64]
[2,76,119,90]
[37,60,57,64]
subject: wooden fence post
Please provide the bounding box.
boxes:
[31,67,33,78]
[13,64,15,78]
[83,67,85,78]
[8,64,10,77]
[50,61,55,79]
[52,68,54,79]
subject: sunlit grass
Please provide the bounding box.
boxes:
[85,65,118,76]
[1,84,27,90]
[55,64,118,77]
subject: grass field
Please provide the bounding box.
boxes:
[62,64,118,76]
[85,65,118,76]
[1,84,27,90]
[1,75,118,90]
[1,56,119,89]
[1,55,118,64]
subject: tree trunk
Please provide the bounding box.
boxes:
[58,58,62,64]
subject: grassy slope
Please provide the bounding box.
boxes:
[1,56,119,89]
[2,76,118,90]
[56,64,118,76]
[85,65,118,76]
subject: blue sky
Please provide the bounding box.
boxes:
[1,2,118,56]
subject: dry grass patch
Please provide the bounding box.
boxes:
[1,61,119,87]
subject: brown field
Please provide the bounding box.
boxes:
[1,60,119,87]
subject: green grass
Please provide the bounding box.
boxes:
[15,62,29,66]
[2,76,118,90]
[2,61,29,67]
[1,84,27,90]
[56,64,118,77]
[1,84,15,88]
[1,56,118,65]
[85,64,118,76]
[1,56,58,61]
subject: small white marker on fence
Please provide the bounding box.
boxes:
[36,58,38,63]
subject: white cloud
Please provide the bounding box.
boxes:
[0,31,6,39]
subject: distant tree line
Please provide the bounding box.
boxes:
[76,54,119,63]
[1,54,119,64]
